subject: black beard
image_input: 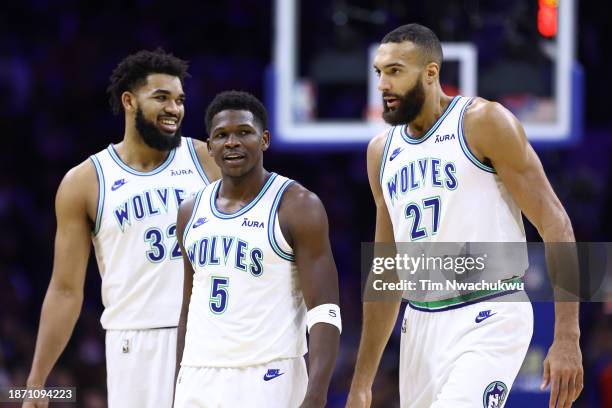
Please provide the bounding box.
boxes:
[382,79,425,126]
[135,108,182,151]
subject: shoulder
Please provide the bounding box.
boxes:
[463,97,525,157]
[277,180,328,240]
[55,157,99,220]
[367,129,391,162]
[464,97,522,138]
[190,137,207,152]
[59,158,97,197]
[279,181,326,217]
[190,137,221,182]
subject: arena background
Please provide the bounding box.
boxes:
[1,1,611,407]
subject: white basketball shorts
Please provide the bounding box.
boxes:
[174,357,308,408]
[105,327,177,408]
[400,292,533,408]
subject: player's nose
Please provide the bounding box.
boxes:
[378,75,391,93]
[164,100,181,115]
[224,133,241,147]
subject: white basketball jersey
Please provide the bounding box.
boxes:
[181,173,307,368]
[90,137,210,330]
[380,96,526,243]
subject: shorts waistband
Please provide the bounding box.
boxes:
[407,277,524,312]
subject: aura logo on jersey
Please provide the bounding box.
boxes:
[482,381,507,408]
[113,187,188,232]
[434,133,456,143]
[171,169,194,176]
[385,158,458,206]
[186,235,264,277]
[241,218,265,228]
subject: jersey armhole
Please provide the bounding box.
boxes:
[379,128,394,185]
[182,188,206,245]
[458,98,496,174]
[267,179,296,261]
[185,137,211,184]
[89,155,105,235]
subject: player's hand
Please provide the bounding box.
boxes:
[541,337,583,408]
[345,387,372,408]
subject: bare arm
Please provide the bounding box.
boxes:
[278,183,340,408]
[193,138,221,182]
[346,132,400,408]
[466,99,583,408]
[26,161,96,389]
[174,195,197,388]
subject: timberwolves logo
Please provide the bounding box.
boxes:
[483,381,507,408]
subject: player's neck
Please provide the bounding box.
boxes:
[407,90,454,138]
[220,166,270,202]
[115,128,171,171]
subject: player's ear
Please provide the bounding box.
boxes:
[122,91,137,113]
[261,130,270,151]
[206,137,213,155]
[424,62,439,84]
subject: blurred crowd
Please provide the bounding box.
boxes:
[1,1,611,406]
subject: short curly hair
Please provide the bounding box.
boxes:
[205,90,268,134]
[107,48,190,115]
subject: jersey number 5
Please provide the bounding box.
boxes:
[210,276,229,314]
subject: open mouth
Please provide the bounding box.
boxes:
[384,97,400,110]
[223,153,246,164]
[158,117,178,133]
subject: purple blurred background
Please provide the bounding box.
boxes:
[1,1,611,407]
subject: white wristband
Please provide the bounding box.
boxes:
[306,303,342,334]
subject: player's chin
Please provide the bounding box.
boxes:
[221,161,249,177]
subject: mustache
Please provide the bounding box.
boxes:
[382,92,402,99]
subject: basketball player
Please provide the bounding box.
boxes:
[173,91,341,408]
[23,49,219,408]
[346,24,583,408]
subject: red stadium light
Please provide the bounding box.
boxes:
[538,0,558,38]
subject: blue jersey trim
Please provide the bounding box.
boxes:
[182,188,206,245]
[457,98,496,173]
[400,96,460,144]
[106,144,177,176]
[408,288,520,313]
[267,179,296,261]
[185,137,210,185]
[89,155,105,235]
[210,173,278,219]
[378,128,394,186]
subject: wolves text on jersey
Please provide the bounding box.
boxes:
[186,235,264,277]
[113,187,188,232]
[385,158,458,206]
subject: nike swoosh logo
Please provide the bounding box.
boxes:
[475,312,497,323]
[389,147,404,161]
[192,217,208,228]
[263,372,284,381]
[111,179,127,191]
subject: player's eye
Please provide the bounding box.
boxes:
[155,95,166,101]
[374,69,381,77]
